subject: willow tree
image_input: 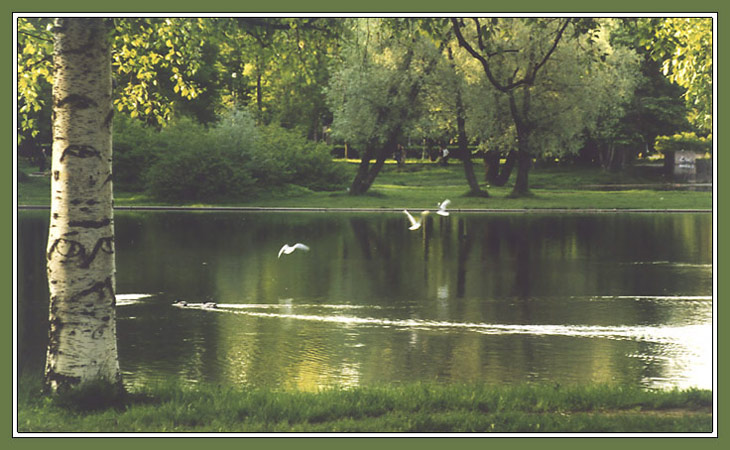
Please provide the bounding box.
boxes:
[454,18,640,180]
[451,18,597,196]
[327,19,438,195]
[44,18,121,394]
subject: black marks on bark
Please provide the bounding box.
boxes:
[68,218,111,229]
[45,315,64,369]
[69,276,114,305]
[54,171,60,181]
[79,237,114,269]
[44,370,82,393]
[91,325,107,339]
[47,235,114,268]
[56,93,98,109]
[47,238,84,260]
[101,173,113,186]
[59,145,101,162]
[86,199,99,206]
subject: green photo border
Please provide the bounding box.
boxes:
[5,1,723,447]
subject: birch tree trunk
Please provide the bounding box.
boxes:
[44,18,122,393]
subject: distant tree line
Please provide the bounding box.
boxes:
[18,16,712,199]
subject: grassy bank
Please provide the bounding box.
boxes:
[17,380,712,433]
[17,160,712,211]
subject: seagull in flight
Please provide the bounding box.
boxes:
[436,199,451,216]
[403,209,430,230]
[278,243,310,258]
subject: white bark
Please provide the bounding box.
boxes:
[45,18,121,391]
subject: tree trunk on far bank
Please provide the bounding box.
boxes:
[447,45,487,197]
[349,144,390,195]
[455,83,487,197]
[512,149,532,196]
[484,149,518,187]
[509,90,534,197]
[44,18,122,394]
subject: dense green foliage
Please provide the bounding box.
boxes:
[18,378,712,432]
[114,110,347,202]
[17,16,711,200]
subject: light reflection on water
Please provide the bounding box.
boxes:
[174,298,709,344]
[18,210,713,391]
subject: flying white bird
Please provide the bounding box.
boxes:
[278,243,310,258]
[436,199,451,216]
[403,209,430,230]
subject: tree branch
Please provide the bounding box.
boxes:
[451,18,510,92]
[527,18,573,84]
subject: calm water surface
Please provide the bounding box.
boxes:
[18,210,713,391]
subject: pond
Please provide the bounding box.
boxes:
[17,209,713,391]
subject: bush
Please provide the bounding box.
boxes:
[210,108,258,157]
[113,115,160,191]
[253,124,349,191]
[144,117,255,202]
[120,108,347,202]
[145,148,254,201]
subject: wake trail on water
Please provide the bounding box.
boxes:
[177,301,710,344]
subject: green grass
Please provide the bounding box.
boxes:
[17,159,712,211]
[17,379,712,433]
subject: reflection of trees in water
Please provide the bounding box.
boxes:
[348,217,377,260]
[18,211,713,389]
[348,216,398,296]
[456,218,472,298]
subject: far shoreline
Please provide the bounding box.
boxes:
[17,204,713,213]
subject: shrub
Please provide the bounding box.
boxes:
[145,147,253,201]
[253,124,349,191]
[210,108,258,157]
[144,117,255,202]
[137,108,347,202]
[113,115,160,191]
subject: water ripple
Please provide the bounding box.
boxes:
[180,303,709,345]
